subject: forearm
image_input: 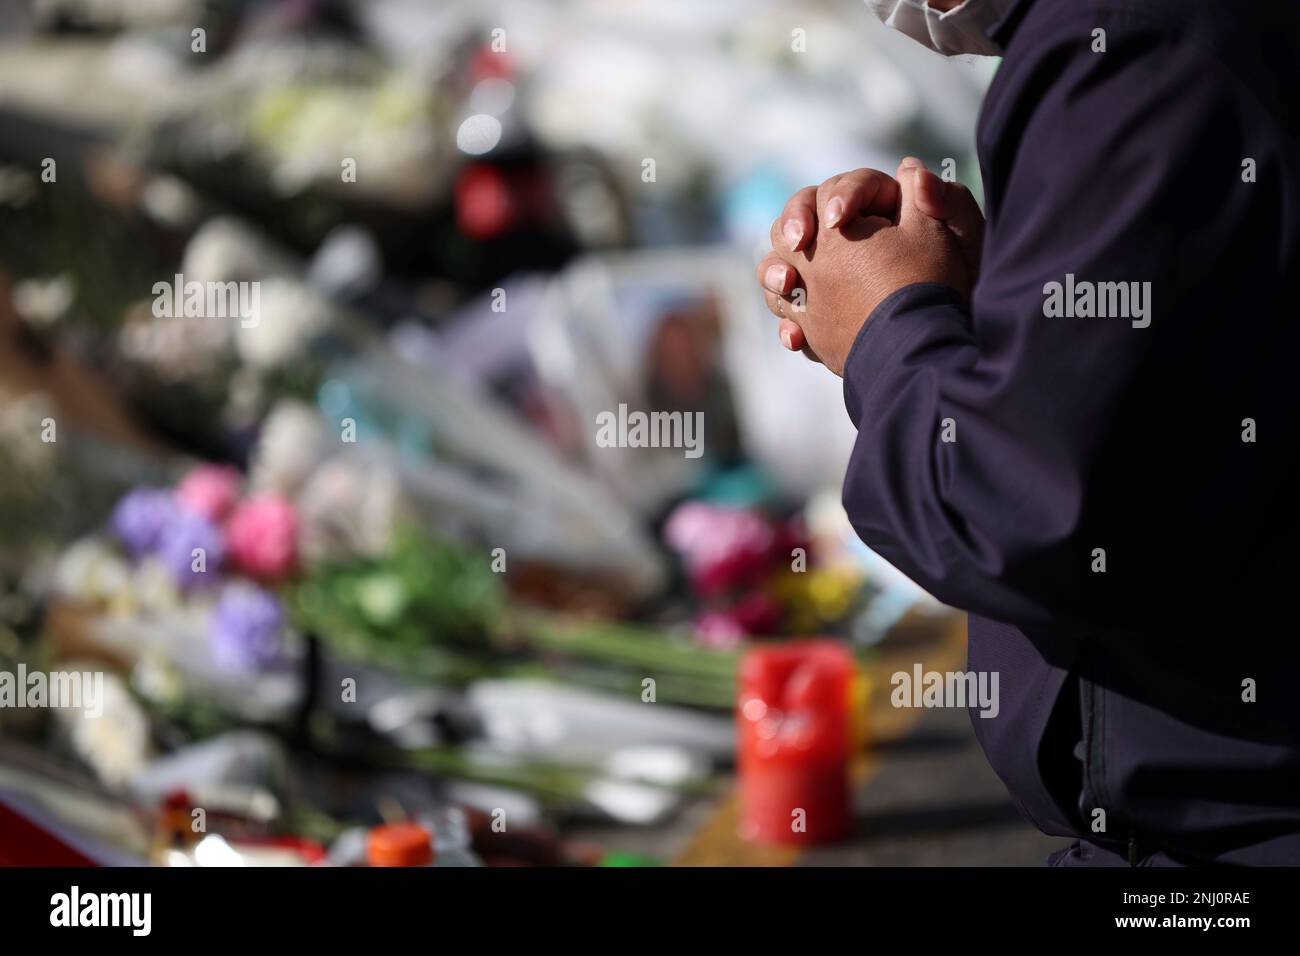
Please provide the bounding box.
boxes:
[841,282,1090,626]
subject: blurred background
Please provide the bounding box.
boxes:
[0,0,1064,866]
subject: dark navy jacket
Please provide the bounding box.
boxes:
[842,0,1300,864]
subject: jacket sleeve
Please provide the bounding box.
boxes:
[840,20,1282,628]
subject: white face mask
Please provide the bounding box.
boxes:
[865,0,1013,56]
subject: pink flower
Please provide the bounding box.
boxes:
[176,464,242,521]
[225,494,299,581]
[693,611,747,650]
[664,502,777,598]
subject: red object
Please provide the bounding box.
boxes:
[455,164,515,240]
[470,44,515,82]
[0,802,99,866]
[367,823,434,867]
[737,640,855,845]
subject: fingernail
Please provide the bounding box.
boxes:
[782,220,804,250]
[900,156,924,170]
[781,328,793,350]
[825,197,844,227]
[764,265,788,293]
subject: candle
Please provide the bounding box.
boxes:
[738,639,855,845]
[367,823,434,867]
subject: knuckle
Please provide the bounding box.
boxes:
[785,187,816,218]
[790,185,817,207]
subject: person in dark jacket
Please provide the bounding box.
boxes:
[756,0,1300,865]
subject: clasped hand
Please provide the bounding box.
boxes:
[756,157,984,375]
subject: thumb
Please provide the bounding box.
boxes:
[897,157,985,274]
[895,157,944,236]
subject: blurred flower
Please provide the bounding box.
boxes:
[157,508,225,590]
[663,501,776,597]
[210,583,284,671]
[54,667,151,790]
[693,611,746,650]
[729,590,784,635]
[115,558,183,617]
[182,216,296,285]
[11,274,74,328]
[245,75,440,203]
[234,277,333,370]
[117,300,231,382]
[251,401,326,495]
[773,567,865,633]
[110,487,179,559]
[225,494,299,581]
[140,174,200,230]
[355,573,408,627]
[298,457,404,562]
[693,590,782,648]
[176,464,242,521]
[51,536,132,604]
[0,391,59,479]
[131,652,185,710]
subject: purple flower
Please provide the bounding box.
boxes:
[210,583,284,671]
[110,487,179,559]
[158,508,225,590]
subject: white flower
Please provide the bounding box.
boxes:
[54,667,151,790]
[0,391,59,478]
[11,274,75,328]
[297,456,406,561]
[181,216,295,285]
[122,558,183,617]
[118,299,230,381]
[250,400,327,496]
[51,536,131,604]
[234,277,333,370]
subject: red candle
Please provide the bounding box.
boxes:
[738,639,855,845]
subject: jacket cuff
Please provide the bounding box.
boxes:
[842,282,968,426]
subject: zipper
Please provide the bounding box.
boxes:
[1080,645,1141,865]
[1077,645,1113,852]
[1077,648,1100,819]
